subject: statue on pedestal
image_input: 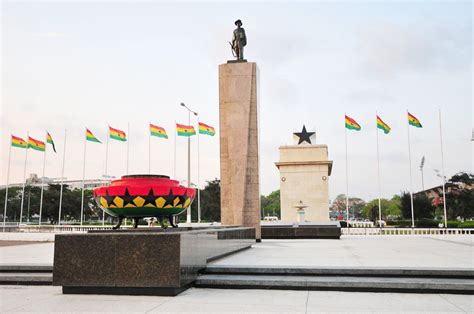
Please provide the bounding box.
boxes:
[229,19,247,62]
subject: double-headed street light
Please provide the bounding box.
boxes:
[180,103,198,224]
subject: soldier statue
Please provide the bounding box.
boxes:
[231,19,247,61]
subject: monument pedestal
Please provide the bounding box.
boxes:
[219,62,261,239]
[276,144,333,223]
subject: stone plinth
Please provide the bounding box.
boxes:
[276,145,333,222]
[53,227,255,296]
[219,62,261,239]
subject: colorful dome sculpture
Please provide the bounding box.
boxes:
[93,175,196,229]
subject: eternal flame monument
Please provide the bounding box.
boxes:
[219,19,261,240]
[276,126,333,222]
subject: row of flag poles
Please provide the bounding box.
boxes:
[3,121,216,228]
[344,110,448,228]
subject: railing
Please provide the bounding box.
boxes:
[342,227,474,235]
[1,225,115,233]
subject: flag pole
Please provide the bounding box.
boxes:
[174,122,177,179]
[58,129,67,226]
[344,115,349,226]
[3,140,12,232]
[126,122,130,175]
[80,129,87,226]
[148,122,151,174]
[376,112,382,229]
[406,110,415,228]
[197,119,201,223]
[19,132,29,226]
[38,134,47,227]
[439,108,447,228]
[103,127,109,226]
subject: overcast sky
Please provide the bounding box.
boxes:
[1,0,472,201]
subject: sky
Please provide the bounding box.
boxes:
[1,0,472,202]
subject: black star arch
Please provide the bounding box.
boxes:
[294,125,315,145]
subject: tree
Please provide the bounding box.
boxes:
[330,194,366,219]
[361,196,401,221]
[400,191,434,220]
[444,172,474,220]
[191,179,221,222]
[261,190,280,217]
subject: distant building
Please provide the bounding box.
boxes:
[0,173,110,190]
[415,182,473,207]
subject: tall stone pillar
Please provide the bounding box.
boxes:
[219,62,261,239]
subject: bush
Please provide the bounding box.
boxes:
[416,218,439,228]
[390,220,412,227]
[447,221,460,228]
[459,221,474,228]
[339,221,347,227]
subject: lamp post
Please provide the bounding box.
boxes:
[180,103,198,224]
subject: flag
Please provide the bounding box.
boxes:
[376,116,391,134]
[109,126,127,141]
[150,123,168,139]
[198,122,216,136]
[28,136,46,152]
[86,128,101,143]
[345,115,361,131]
[11,135,27,148]
[176,123,196,137]
[408,112,422,128]
[46,132,56,152]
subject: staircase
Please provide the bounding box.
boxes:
[0,265,52,285]
[196,266,474,294]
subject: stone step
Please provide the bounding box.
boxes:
[203,266,474,278]
[0,265,53,273]
[195,274,474,294]
[0,272,52,285]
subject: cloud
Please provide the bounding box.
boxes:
[356,21,471,78]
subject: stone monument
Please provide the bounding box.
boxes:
[275,126,333,222]
[219,20,261,239]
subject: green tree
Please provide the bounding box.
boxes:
[191,179,221,222]
[400,191,434,220]
[444,172,474,219]
[361,196,401,221]
[261,190,280,217]
[330,194,366,219]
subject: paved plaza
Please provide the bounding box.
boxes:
[1,235,472,269]
[0,285,473,313]
[0,235,473,313]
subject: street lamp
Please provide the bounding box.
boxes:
[180,103,198,224]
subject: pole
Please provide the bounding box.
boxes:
[19,132,29,226]
[103,128,109,226]
[148,121,151,174]
[186,111,191,224]
[3,142,12,231]
[421,168,425,190]
[27,190,31,223]
[38,137,47,227]
[174,122,177,179]
[126,122,130,175]
[58,129,67,226]
[439,109,447,228]
[407,110,415,228]
[376,112,382,228]
[197,118,201,223]
[80,130,87,226]
[344,119,349,225]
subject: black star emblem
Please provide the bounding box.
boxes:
[103,190,116,207]
[143,188,157,207]
[122,188,136,207]
[294,125,315,145]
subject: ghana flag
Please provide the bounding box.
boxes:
[176,123,196,137]
[86,128,101,143]
[198,122,215,136]
[345,115,361,131]
[376,116,391,134]
[150,123,168,139]
[11,135,27,148]
[28,136,46,152]
[408,112,422,128]
[46,132,56,152]
[109,126,127,141]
